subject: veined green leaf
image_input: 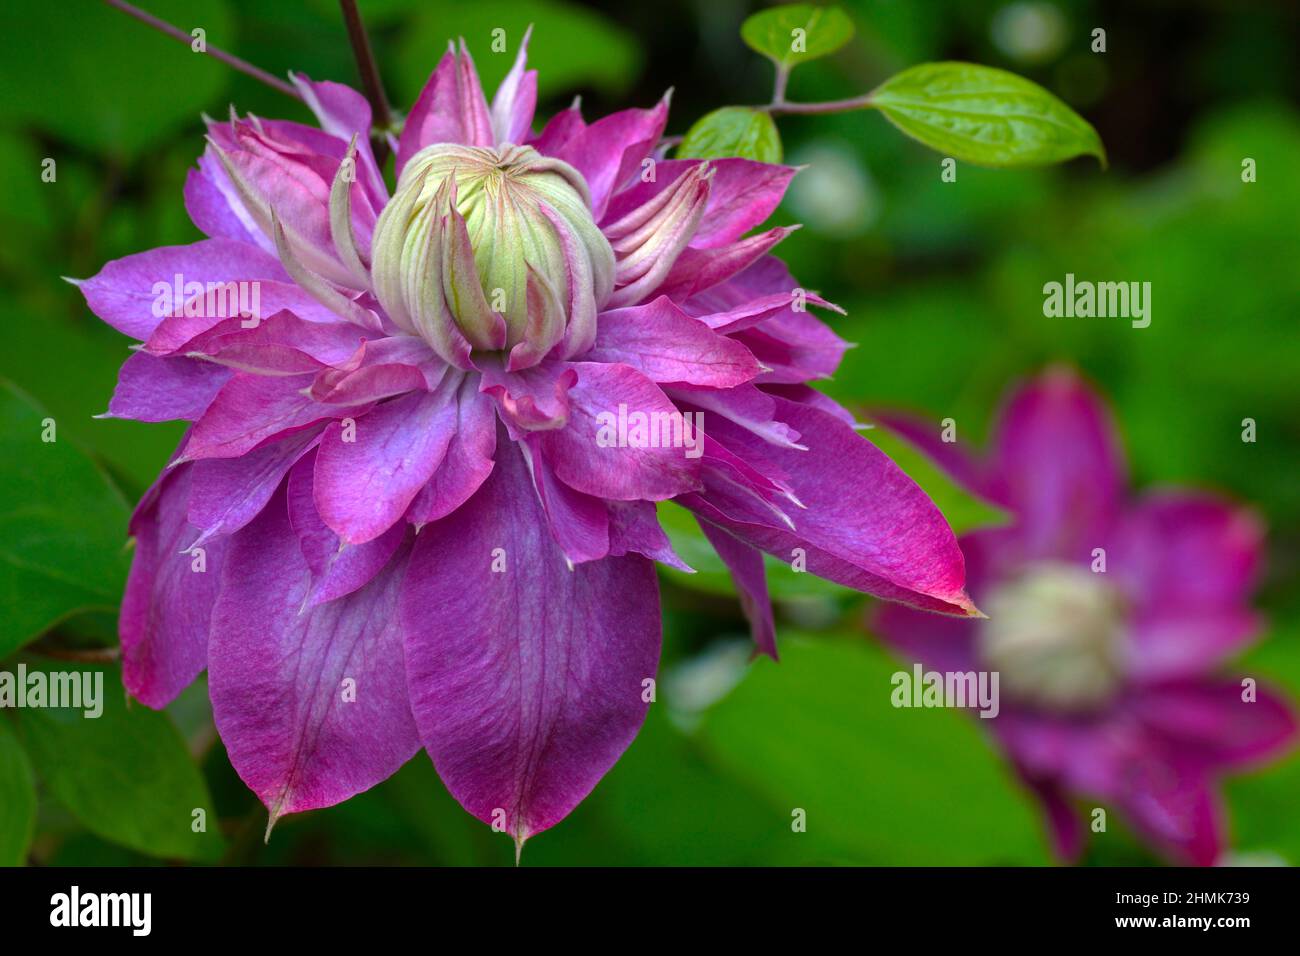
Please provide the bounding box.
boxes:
[0,380,130,657]
[741,4,854,68]
[677,107,783,163]
[15,665,225,862]
[870,62,1106,168]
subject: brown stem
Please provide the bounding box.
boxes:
[103,0,301,101]
[26,643,121,664]
[339,0,393,165]
[762,93,876,116]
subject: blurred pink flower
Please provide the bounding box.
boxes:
[876,368,1297,865]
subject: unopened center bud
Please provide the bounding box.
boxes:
[370,143,614,367]
[977,562,1126,712]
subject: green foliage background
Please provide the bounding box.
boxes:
[0,0,1297,866]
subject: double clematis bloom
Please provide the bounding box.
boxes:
[77,36,978,845]
[876,369,1297,864]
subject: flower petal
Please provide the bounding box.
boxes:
[120,465,227,709]
[585,296,760,387]
[992,367,1126,559]
[209,491,420,825]
[697,518,777,658]
[401,438,660,842]
[314,380,461,544]
[397,41,494,176]
[106,352,231,422]
[680,396,977,615]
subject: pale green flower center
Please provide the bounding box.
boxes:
[370,143,614,365]
[977,562,1126,712]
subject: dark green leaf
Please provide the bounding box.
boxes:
[870,62,1106,167]
[677,107,783,163]
[15,665,225,861]
[0,721,36,865]
[741,4,855,68]
[0,381,131,656]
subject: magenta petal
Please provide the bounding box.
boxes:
[314,384,460,544]
[682,397,977,615]
[586,296,760,387]
[992,367,1126,559]
[552,100,668,219]
[120,465,227,709]
[182,372,367,461]
[107,352,231,422]
[653,226,797,302]
[540,362,702,500]
[401,439,661,840]
[406,376,497,525]
[184,159,263,247]
[1133,681,1298,771]
[397,43,494,176]
[209,492,420,822]
[187,429,320,545]
[603,158,797,249]
[697,519,777,658]
[75,238,288,341]
[490,27,537,145]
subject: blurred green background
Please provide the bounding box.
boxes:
[1,0,1297,866]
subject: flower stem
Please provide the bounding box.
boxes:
[339,0,394,165]
[25,642,121,664]
[762,93,876,116]
[103,0,302,101]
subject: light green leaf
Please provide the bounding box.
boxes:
[677,107,783,163]
[0,721,36,865]
[863,425,1010,535]
[15,665,225,861]
[0,380,131,657]
[699,636,1051,864]
[870,62,1106,168]
[741,3,855,69]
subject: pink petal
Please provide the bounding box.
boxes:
[397,42,494,177]
[106,352,231,422]
[489,26,537,145]
[314,383,461,544]
[120,465,227,709]
[698,519,777,658]
[401,440,661,841]
[992,367,1126,560]
[209,492,420,824]
[585,296,760,387]
[552,99,669,219]
[540,362,702,501]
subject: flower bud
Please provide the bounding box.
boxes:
[369,143,615,368]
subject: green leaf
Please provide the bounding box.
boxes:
[863,425,1010,535]
[677,107,783,163]
[0,380,131,657]
[15,665,225,861]
[699,636,1051,864]
[741,3,855,69]
[0,721,36,865]
[0,0,233,158]
[869,62,1106,168]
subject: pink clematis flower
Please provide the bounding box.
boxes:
[76,36,977,844]
[875,368,1297,865]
